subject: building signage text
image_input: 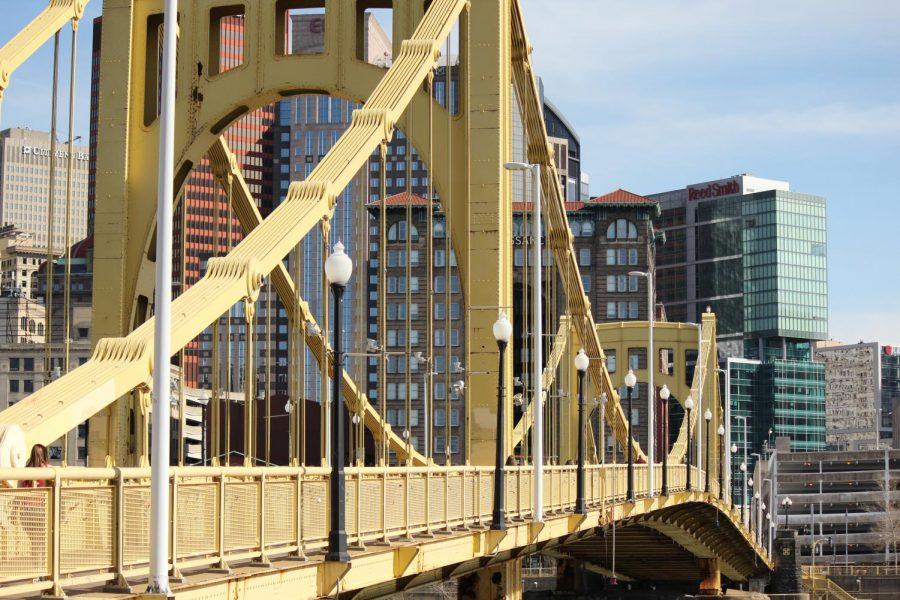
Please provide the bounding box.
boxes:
[22,146,88,161]
[687,177,740,201]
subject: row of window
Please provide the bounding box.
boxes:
[382,329,461,348]
[369,380,461,401]
[384,408,462,428]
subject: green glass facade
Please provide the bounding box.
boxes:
[728,358,827,504]
[742,191,828,341]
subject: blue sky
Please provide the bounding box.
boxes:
[1,1,897,345]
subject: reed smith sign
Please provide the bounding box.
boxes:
[687,177,740,201]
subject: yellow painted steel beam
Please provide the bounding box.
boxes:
[207,138,425,465]
[0,0,87,97]
[0,0,469,458]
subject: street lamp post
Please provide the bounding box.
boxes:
[575,349,589,514]
[148,0,178,593]
[704,409,712,493]
[716,365,731,504]
[324,242,352,563]
[730,443,738,509]
[758,499,766,544]
[629,270,654,496]
[782,496,793,530]
[739,461,747,525]
[685,395,694,491]
[717,425,725,497]
[625,369,637,502]
[735,415,748,513]
[659,385,671,495]
[491,313,512,531]
[504,161,543,522]
[748,476,754,529]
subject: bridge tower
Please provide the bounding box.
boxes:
[89,0,513,466]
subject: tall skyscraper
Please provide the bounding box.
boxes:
[0,128,89,250]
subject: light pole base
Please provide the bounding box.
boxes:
[325,530,351,563]
[490,510,507,531]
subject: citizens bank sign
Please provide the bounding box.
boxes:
[22,146,88,161]
[687,177,741,201]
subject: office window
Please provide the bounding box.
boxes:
[629,302,639,319]
[607,351,617,373]
[606,302,616,319]
[9,358,19,371]
[606,249,616,266]
[606,276,615,293]
[581,276,591,292]
[629,248,638,265]
[628,349,641,370]
[629,275,639,292]
[578,248,591,266]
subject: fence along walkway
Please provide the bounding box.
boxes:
[0,463,716,597]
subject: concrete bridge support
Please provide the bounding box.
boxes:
[697,557,722,596]
[770,530,802,595]
[458,559,523,600]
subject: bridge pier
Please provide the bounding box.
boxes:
[697,557,722,596]
[457,559,523,600]
[770,529,802,595]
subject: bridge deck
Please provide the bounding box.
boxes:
[0,464,767,599]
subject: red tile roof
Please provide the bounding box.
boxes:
[367,192,431,207]
[589,188,655,205]
[512,201,585,212]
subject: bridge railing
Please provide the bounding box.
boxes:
[0,463,710,597]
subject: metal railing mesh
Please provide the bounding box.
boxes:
[224,482,259,551]
[177,482,217,557]
[60,486,114,573]
[0,488,49,582]
[123,485,150,566]
[0,464,754,596]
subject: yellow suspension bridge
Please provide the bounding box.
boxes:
[0,1,771,598]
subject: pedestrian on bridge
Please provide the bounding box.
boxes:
[21,444,49,488]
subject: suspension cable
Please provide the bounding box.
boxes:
[225,172,233,465]
[265,275,271,465]
[178,189,186,466]
[464,6,472,466]
[426,70,434,463]
[320,217,330,466]
[61,19,78,465]
[443,33,452,466]
[44,31,60,388]
[297,236,306,466]
[378,141,387,465]
[522,175,529,465]
[211,168,221,465]
[404,114,412,463]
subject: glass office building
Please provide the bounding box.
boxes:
[742,191,828,348]
[651,176,828,506]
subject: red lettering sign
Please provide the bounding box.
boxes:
[687,178,740,201]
